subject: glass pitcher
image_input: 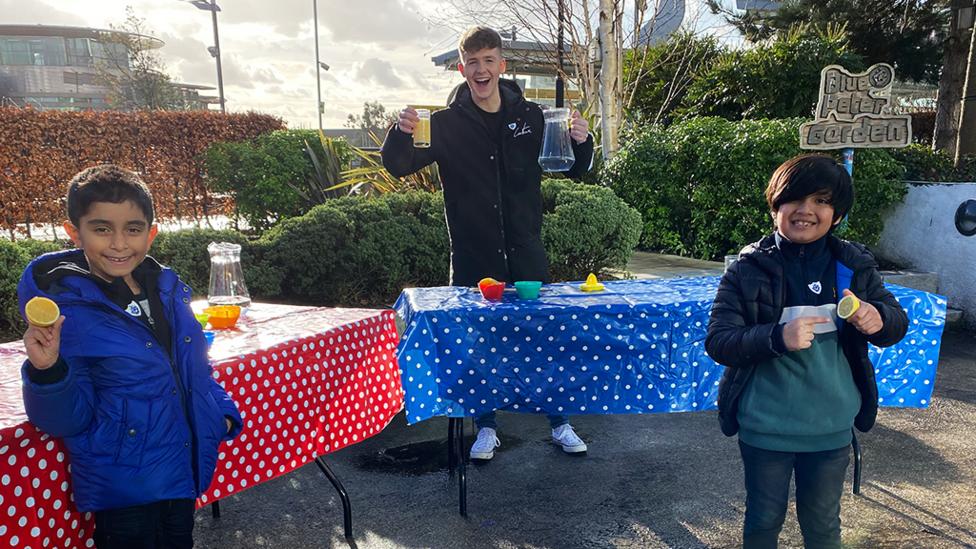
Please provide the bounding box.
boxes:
[538,107,575,172]
[207,242,251,309]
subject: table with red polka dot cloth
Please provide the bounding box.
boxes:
[0,303,403,548]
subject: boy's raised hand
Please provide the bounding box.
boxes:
[841,289,883,336]
[24,316,65,370]
[570,110,589,144]
[397,107,419,135]
[783,316,831,351]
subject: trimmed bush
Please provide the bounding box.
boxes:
[203,130,354,230]
[542,179,642,281]
[260,191,449,306]
[0,239,67,338]
[603,117,906,260]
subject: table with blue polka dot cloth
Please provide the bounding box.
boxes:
[394,277,946,425]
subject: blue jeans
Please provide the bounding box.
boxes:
[739,440,850,549]
[94,498,195,549]
[475,412,569,430]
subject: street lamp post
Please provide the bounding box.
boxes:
[314,0,323,132]
[210,0,225,113]
[181,0,225,113]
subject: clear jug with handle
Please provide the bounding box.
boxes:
[207,242,251,308]
[538,107,575,172]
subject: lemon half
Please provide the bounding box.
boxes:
[837,295,861,320]
[25,297,60,327]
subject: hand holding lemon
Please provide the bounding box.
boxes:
[839,289,883,336]
[23,297,65,370]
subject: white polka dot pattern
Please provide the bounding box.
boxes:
[0,307,403,547]
[394,278,945,424]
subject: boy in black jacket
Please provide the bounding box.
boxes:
[705,154,907,548]
[382,26,594,461]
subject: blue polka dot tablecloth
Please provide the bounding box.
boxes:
[394,277,946,425]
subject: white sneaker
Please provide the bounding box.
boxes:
[552,424,587,454]
[470,427,501,460]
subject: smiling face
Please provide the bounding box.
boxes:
[773,191,841,244]
[64,200,158,288]
[458,47,506,112]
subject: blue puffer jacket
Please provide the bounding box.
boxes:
[19,249,243,512]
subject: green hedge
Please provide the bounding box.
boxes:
[889,144,976,182]
[0,240,66,338]
[603,117,906,260]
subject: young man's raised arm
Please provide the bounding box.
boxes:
[381,107,437,177]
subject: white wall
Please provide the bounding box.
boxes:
[876,182,976,325]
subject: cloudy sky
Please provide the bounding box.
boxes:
[2,0,467,128]
[1,0,731,128]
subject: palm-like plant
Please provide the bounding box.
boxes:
[314,130,441,197]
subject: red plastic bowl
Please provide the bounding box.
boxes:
[479,282,505,301]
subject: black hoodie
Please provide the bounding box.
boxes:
[381,78,594,286]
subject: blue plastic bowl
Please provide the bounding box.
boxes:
[514,280,543,299]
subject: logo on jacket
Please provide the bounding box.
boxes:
[513,122,532,138]
[508,122,517,131]
[125,301,142,317]
[808,281,822,295]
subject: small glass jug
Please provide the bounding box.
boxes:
[207,242,251,308]
[538,107,575,172]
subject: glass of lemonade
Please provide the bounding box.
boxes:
[414,108,431,148]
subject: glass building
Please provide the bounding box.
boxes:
[0,25,214,111]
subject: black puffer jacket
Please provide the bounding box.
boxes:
[381,79,593,286]
[705,234,908,436]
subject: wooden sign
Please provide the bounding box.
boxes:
[800,63,912,150]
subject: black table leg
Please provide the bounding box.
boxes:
[455,418,467,517]
[315,457,354,539]
[211,500,220,519]
[851,429,862,495]
[448,418,457,473]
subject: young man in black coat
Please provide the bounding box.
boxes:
[706,154,908,548]
[382,26,594,461]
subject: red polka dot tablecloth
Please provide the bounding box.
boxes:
[0,304,403,548]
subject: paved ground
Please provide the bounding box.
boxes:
[192,254,976,549]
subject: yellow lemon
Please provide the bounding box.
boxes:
[25,297,60,327]
[837,294,861,320]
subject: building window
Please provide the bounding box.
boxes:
[0,36,67,66]
[66,38,93,67]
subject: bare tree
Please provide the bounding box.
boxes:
[96,6,185,111]
[598,0,624,157]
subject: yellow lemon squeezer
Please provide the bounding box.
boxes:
[579,273,605,292]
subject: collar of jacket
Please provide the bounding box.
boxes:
[740,233,876,277]
[25,248,176,309]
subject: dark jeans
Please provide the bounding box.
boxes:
[475,411,569,430]
[94,499,195,549]
[739,440,850,549]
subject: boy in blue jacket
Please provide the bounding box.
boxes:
[706,154,907,548]
[20,165,243,548]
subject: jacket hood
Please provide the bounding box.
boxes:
[19,248,171,314]
[447,77,526,111]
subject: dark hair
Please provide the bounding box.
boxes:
[458,26,503,59]
[66,165,155,226]
[764,154,854,222]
